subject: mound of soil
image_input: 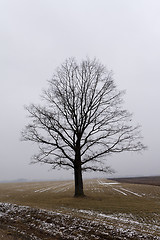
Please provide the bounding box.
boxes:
[0,202,158,240]
[0,203,122,240]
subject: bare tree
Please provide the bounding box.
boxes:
[22,58,146,197]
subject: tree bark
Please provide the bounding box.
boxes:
[74,141,85,197]
[74,161,84,197]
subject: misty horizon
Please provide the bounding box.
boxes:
[0,0,160,181]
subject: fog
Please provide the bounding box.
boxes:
[0,0,160,181]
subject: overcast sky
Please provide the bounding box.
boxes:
[0,0,160,181]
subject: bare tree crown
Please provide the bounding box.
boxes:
[22,58,146,173]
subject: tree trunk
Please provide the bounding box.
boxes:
[74,143,85,197]
[74,161,84,197]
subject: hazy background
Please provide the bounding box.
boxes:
[0,0,159,181]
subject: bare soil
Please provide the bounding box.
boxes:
[0,178,160,240]
[0,203,128,240]
[110,176,160,186]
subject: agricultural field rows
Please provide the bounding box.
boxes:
[110,176,160,187]
[0,179,160,239]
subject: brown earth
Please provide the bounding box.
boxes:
[0,178,159,240]
[110,176,160,186]
[0,228,61,240]
[0,203,124,240]
[0,229,19,240]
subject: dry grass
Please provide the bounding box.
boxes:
[0,178,160,239]
[0,178,159,215]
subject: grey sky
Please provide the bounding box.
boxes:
[0,0,159,181]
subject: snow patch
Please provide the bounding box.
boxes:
[0,203,159,239]
[98,180,120,185]
[120,188,142,197]
[112,188,128,196]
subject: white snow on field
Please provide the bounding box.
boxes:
[1,202,160,239]
[35,187,53,193]
[76,209,160,233]
[98,180,120,185]
[34,183,73,193]
[112,188,128,196]
[120,187,142,197]
[54,183,73,193]
[97,180,143,197]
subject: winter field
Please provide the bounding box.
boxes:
[0,178,160,239]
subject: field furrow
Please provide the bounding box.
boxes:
[0,178,160,239]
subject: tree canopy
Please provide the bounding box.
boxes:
[22,58,146,196]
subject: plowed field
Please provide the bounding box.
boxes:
[0,179,160,239]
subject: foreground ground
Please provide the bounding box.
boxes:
[0,178,160,239]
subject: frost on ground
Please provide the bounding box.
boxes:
[0,203,159,240]
[34,183,73,193]
[97,180,143,197]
